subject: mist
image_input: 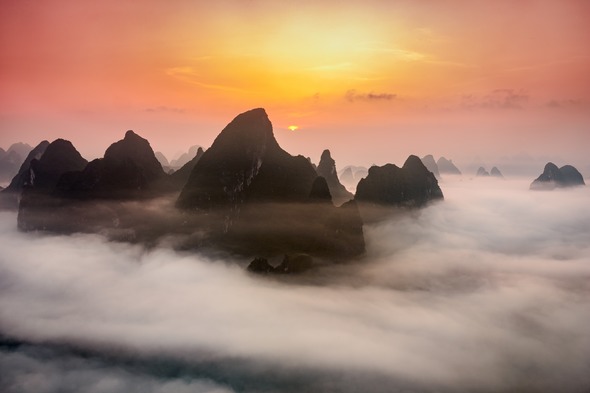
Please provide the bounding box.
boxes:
[1,177,589,392]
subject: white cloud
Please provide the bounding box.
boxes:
[1,179,589,392]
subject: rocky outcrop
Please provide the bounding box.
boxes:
[530,163,585,190]
[421,155,440,179]
[316,149,353,206]
[437,157,461,175]
[355,155,444,209]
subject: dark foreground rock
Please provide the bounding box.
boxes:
[530,163,585,190]
[248,254,314,275]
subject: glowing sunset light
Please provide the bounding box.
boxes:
[0,0,588,170]
[288,125,299,131]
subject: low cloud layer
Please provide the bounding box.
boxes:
[1,179,589,392]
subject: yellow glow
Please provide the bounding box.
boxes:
[288,125,299,131]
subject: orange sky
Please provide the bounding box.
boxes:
[1,0,589,172]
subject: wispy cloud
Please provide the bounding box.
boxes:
[345,89,397,103]
[461,89,529,110]
[546,98,583,109]
[145,106,185,114]
[165,66,250,93]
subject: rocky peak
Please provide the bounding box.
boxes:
[177,108,316,211]
[27,139,87,190]
[316,149,353,206]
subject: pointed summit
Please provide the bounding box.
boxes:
[56,130,166,197]
[177,108,317,211]
[316,149,353,206]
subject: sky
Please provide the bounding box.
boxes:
[2,178,590,392]
[1,0,589,170]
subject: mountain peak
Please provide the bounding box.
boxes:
[402,155,424,171]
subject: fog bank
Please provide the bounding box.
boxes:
[1,178,589,392]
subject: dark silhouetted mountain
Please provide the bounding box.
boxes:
[316,149,353,205]
[169,147,204,188]
[0,143,33,182]
[56,130,166,198]
[421,155,440,179]
[16,140,88,229]
[1,141,50,209]
[27,139,88,190]
[490,167,503,178]
[476,167,490,177]
[355,155,444,209]
[177,108,318,210]
[530,162,585,190]
[437,157,462,175]
[177,108,364,259]
[170,145,202,168]
[12,110,365,260]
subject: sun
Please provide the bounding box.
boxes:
[288,125,299,131]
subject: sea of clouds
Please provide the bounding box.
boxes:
[1,178,589,392]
